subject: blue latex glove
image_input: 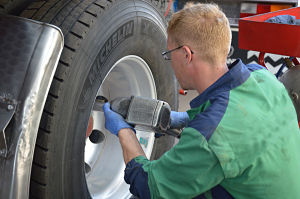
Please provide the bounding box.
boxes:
[170,111,190,129]
[103,102,135,136]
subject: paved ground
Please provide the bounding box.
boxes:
[178,90,198,112]
[174,90,198,144]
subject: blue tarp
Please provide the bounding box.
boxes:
[265,14,300,25]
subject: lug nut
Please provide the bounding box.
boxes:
[7,105,13,111]
[96,96,108,102]
[93,96,108,111]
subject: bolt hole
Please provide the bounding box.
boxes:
[85,162,91,173]
[89,130,105,144]
[291,92,299,101]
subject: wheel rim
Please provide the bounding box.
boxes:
[85,55,157,198]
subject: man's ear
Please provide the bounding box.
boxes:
[183,46,192,65]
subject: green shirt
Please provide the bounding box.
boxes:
[125,60,300,199]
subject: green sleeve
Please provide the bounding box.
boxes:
[135,127,225,199]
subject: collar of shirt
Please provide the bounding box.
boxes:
[190,59,250,109]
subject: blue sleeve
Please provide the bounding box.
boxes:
[124,128,225,199]
[246,63,266,72]
[124,157,151,199]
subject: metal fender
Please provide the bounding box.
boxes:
[0,15,63,199]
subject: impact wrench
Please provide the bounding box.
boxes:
[94,96,182,138]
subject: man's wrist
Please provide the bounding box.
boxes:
[118,128,136,136]
[118,128,146,164]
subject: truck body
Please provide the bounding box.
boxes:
[0,1,178,198]
[0,1,299,199]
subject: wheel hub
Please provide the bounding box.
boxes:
[84,55,157,199]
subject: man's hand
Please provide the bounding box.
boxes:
[103,103,145,164]
[103,102,135,136]
[170,111,190,129]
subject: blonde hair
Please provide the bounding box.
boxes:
[168,2,232,65]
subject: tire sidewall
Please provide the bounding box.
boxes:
[49,1,177,198]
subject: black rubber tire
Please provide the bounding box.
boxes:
[0,0,33,15]
[20,0,177,198]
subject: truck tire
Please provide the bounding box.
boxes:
[20,0,177,198]
[0,0,33,14]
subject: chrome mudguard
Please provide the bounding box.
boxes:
[0,15,63,199]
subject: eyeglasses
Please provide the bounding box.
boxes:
[162,46,194,60]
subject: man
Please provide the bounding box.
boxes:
[103,2,300,199]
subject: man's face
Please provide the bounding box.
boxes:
[167,36,190,90]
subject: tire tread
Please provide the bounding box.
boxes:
[19,0,170,198]
[20,1,108,196]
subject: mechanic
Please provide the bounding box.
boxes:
[103,2,300,199]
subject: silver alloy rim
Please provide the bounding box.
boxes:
[85,55,157,198]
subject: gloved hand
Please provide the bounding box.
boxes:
[170,111,190,129]
[103,102,135,136]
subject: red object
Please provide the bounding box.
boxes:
[293,57,300,65]
[239,4,270,18]
[240,13,256,18]
[164,0,172,16]
[240,3,292,19]
[179,89,187,95]
[239,7,300,58]
[258,52,268,69]
[86,116,94,138]
[257,4,271,14]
